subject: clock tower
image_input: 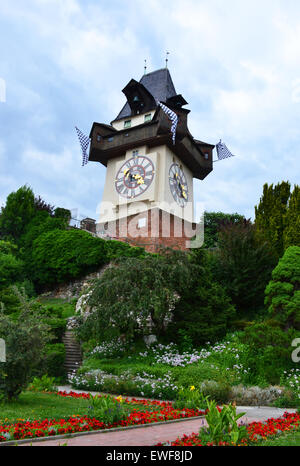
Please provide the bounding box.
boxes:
[88,68,214,252]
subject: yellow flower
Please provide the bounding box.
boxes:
[190,385,195,391]
[116,395,123,403]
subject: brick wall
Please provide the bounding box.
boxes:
[98,208,199,253]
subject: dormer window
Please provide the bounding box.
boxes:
[204,153,209,160]
[124,120,131,128]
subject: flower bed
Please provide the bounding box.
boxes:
[0,391,205,443]
[156,412,300,446]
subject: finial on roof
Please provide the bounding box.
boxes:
[144,59,147,75]
[165,51,170,68]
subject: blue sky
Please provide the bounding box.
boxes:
[0,0,299,222]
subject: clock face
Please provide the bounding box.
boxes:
[169,163,189,207]
[115,155,155,199]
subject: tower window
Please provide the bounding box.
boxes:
[144,113,152,122]
[204,153,209,160]
[132,149,139,157]
[124,120,131,128]
[96,134,101,142]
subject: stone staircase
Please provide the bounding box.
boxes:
[62,331,82,375]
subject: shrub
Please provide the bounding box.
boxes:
[79,250,193,342]
[173,386,209,410]
[214,219,277,312]
[239,322,299,384]
[105,240,147,261]
[87,394,131,424]
[0,248,24,290]
[199,380,231,403]
[168,250,236,346]
[28,374,57,392]
[30,229,108,287]
[43,343,66,378]
[202,400,247,446]
[202,211,245,248]
[265,246,300,330]
[0,295,51,400]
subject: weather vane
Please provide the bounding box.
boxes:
[144,59,147,75]
[165,51,170,68]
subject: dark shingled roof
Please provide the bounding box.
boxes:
[114,68,177,122]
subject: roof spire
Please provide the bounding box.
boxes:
[144,59,147,75]
[165,51,170,68]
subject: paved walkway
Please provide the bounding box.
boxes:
[20,407,297,446]
[17,386,296,446]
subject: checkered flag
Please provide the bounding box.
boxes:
[158,102,178,145]
[75,126,90,166]
[215,140,236,161]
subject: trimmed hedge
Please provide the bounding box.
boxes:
[29,229,148,289]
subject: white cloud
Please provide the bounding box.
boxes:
[0,0,299,221]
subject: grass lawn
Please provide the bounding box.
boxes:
[0,391,164,425]
[36,296,76,319]
[0,392,91,424]
[258,428,300,446]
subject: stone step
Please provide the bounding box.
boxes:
[62,331,82,373]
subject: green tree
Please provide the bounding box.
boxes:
[169,265,236,346]
[0,290,51,400]
[254,182,291,258]
[284,186,300,250]
[0,240,26,314]
[214,219,277,312]
[54,207,71,225]
[78,250,193,341]
[202,212,245,248]
[0,241,24,290]
[0,185,35,242]
[19,210,67,279]
[265,246,300,330]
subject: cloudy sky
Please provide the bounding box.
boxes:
[0,0,299,222]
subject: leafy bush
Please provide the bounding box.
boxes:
[239,322,299,384]
[54,207,71,223]
[202,211,245,248]
[0,293,51,400]
[30,229,108,287]
[202,400,247,446]
[28,374,57,392]
[78,250,193,342]
[43,343,66,378]
[87,394,131,424]
[199,380,231,403]
[0,247,24,290]
[265,246,300,330]
[168,250,236,346]
[105,240,147,261]
[173,386,209,410]
[214,219,277,312]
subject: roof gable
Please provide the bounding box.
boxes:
[114,68,177,122]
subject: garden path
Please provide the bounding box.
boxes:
[18,386,296,447]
